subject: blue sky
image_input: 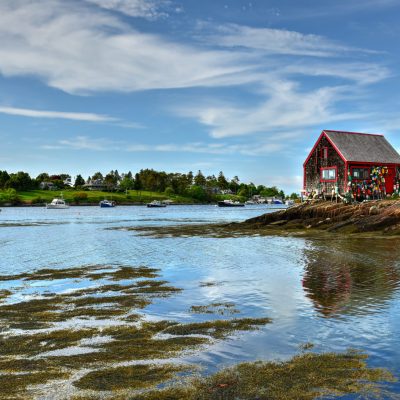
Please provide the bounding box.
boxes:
[1,0,400,192]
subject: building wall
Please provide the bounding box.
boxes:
[304,135,346,194]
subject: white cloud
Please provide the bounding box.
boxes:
[179,82,364,138]
[84,0,170,19]
[42,137,285,156]
[0,1,252,94]
[42,136,121,151]
[199,23,376,57]
[127,141,285,155]
[0,106,115,122]
[0,1,391,140]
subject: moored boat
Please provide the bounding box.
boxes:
[46,197,69,209]
[147,200,167,208]
[99,199,116,208]
[217,200,245,207]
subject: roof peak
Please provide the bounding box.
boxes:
[323,130,383,137]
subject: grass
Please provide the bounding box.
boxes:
[15,189,200,205]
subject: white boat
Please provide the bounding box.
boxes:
[46,198,69,209]
[147,200,167,208]
[99,199,116,208]
[217,199,245,207]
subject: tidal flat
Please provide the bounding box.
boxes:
[0,205,400,399]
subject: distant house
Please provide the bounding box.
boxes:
[83,179,108,191]
[303,130,400,196]
[39,181,57,190]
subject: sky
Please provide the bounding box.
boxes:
[1,0,400,193]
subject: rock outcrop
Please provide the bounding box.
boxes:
[244,200,400,235]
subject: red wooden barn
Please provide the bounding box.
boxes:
[303,130,400,197]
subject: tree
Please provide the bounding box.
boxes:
[0,170,10,189]
[35,172,50,183]
[194,170,206,187]
[104,171,118,191]
[91,172,103,181]
[217,171,229,189]
[74,175,85,188]
[119,175,134,191]
[290,192,299,200]
[229,176,240,194]
[6,171,35,191]
[133,173,142,190]
[187,185,207,201]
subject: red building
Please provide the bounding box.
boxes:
[303,130,400,197]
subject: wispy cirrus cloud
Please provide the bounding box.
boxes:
[42,136,122,151]
[0,106,116,122]
[0,0,392,142]
[0,1,251,94]
[84,0,173,19]
[199,23,377,57]
[42,137,285,156]
[178,82,364,138]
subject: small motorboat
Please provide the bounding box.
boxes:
[46,198,69,209]
[99,199,116,208]
[271,198,284,205]
[217,200,245,207]
[147,200,167,208]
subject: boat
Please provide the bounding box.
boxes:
[99,199,116,208]
[285,199,295,206]
[46,197,69,209]
[147,200,167,208]
[271,198,284,205]
[217,200,245,207]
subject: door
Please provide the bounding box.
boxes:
[385,167,395,194]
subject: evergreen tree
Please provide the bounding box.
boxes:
[74,175,85,188]
[194,170,206,187]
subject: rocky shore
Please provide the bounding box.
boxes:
[245,200,400,235]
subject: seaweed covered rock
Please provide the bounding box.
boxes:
[245,200,400,235]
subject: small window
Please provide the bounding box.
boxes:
[321,147,328,159]
[352,168,370,180]
[321,168,336,181]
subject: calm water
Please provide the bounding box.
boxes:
[1,204,400,396]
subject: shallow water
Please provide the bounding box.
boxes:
[1,204,400,396]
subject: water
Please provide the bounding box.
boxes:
[1,204,400,395]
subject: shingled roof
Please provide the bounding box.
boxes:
[323,130,400,164]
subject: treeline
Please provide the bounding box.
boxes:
[0,169,290,201]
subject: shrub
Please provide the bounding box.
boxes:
[73,192,88,203]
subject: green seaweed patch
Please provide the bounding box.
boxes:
[189,302,240,315]
[129,350,396,400]
[0,369,69,400]
[0,328,97,356]
[163,317,272,339]
[0,289,11,301]
[188,350,396,400]
[0,265,160,282]
[75,364,191,392]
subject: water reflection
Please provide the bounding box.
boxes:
[302,238,400,317]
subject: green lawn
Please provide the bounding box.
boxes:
[16,190,200,205]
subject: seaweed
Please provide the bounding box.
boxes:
[189,302,240,315]
[163,317,272,339]
[74,364,191,391]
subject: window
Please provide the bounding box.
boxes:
[321,147,328,159]
[321,168,336,181]
[352,168,370,180]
